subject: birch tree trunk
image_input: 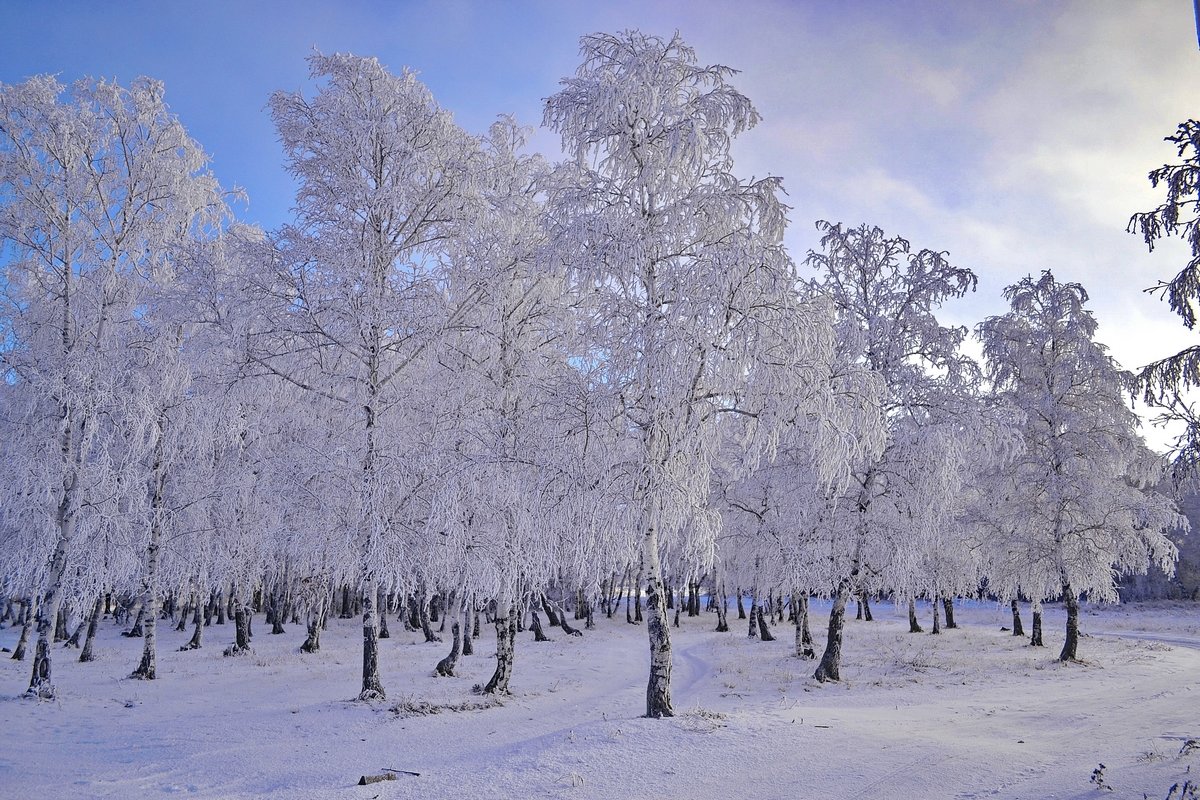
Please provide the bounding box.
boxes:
[1010,598,1025,637]
[180,598,203,652]
[79,596,103,662]
[710,563,729,633]
[1030,598,1044,647]
[634,560,645,624]
[643,575,673,716]
[714,583,729,632]
[124,605,146,638]
[482,594,516,695]
[28,420,83,699]
[461,606,474,656]
[174,598,188,633]
[223,589,252,656]
[942,597,956,629]
[64,615,84,648]
[29,505,75,698]
[358,331,387,699]
[131,595,159,679]
[12,601,33,661]
[435,591,463,677]
[51,609,66,644]
[300,590,327,654]
[814,579,850,683]
[553,599,582,637]
[132,421,168,681]
[755,603,775,642]
[1059,580,1079,661]
[529,606,550,642]
[269,584,287,635]
[793,593,815,659]
[377,589,389,640]
[908,597,924,633]
[418,588,440,643]
[358,579,385,700]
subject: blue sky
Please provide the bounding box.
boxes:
[3,0,1200,444]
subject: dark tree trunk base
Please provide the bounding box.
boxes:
[482,607,516,695]
[644,578,673,718]
[224,603,253,657]
[123,606,146,638]
[1059,584,1079,662]
[907,598,923,633]
[814,585,848,683]
[377,602,390,640]
[300,619,322,654]
[358,597,386,701]
[80,597,103,662]
[180,613,203,651]
[756,605,775,642]
[130,654,155,680]
[435,619,462,677]
[1011,599,1025,638]
[12,601,33,661]
[461,608,474,656]
[529,609,550,642]
[557,605,583,638]
[541,596,560,627]
[794,594,815,659]
[27,636,55,699]
[419,595,440,643]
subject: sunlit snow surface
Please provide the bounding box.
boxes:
[2,600,1198,799]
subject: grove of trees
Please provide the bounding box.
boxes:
[0,31,1186,714]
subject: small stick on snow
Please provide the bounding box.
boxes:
[358,773,396,785]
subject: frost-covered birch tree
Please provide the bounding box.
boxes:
[977,271,1181,661]
[252,53,480,700]
[716,305,885,652]
[805,221,977,682]
[425,117,593,691]
[0,75,229,698]
[1129,119,1200,477]
[544,31,861,717]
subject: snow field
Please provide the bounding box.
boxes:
[1,600,1198,799]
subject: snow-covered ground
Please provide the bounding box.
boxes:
[1,600,1197,800]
